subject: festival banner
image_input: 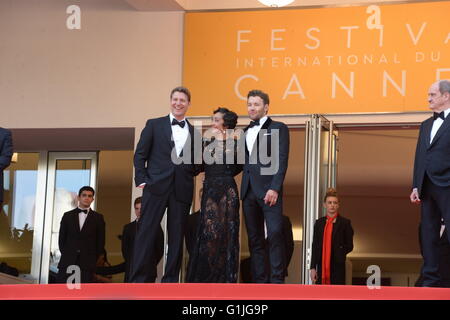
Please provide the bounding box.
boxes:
[183,1,450,115]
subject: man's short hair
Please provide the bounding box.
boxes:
[78,186,95,197]
[171,86,191,102]
[247,90,270,106]
[439,80,450,95]
[134,197,142,208]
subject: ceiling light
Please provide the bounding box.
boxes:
[258,0,295,7]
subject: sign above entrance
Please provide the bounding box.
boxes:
[183,1,450,116]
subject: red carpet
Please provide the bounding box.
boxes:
[1,283,450,300]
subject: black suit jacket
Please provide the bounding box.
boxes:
[134,115,201,204]
[413,114,450,195]
[0,128,13,204]
[58,208,105,271]
[241,117,290,200]
[122,219,164,282]
[310,215,354,283]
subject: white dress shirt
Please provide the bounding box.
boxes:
[169,113,189,157]
[246,116,268,153]
[138,114,189,188]
[430,108,450,144]
[78,207,90,230]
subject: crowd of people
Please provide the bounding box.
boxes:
[1,80,450,287]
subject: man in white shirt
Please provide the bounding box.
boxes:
[131,86,201,283]
[410,80,450,287]
[241,89,290,284]
[58,186,105,284]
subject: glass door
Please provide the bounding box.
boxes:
[302,115,338,284]
[40,152,98,284]
[1,152,47,283]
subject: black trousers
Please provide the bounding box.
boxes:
[129,185,190,283]
[243,186,286,284]
[420,174,450,287]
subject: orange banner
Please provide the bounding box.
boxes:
[183,1,450,116]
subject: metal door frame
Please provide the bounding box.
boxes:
[38,152,98,284]
[302,115,338,284]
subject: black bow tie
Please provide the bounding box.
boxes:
[249,119,260,128]
[433,112,445,121]
[171,118,186,128]
[78,208,88,214]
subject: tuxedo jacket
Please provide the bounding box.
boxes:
[0,128,13,204]
[134,115,201,204]
[240,117,290,200]
[310,215,354,283]
[413,114,450,195]
[58,208,105,271]
[121,220,164,282]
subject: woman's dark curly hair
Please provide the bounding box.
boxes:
[213,107,238,129]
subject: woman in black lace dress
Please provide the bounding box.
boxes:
[187,108,242,283]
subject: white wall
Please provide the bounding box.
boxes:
[1,0,184,129]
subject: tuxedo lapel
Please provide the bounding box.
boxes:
[178,119,194,159]
[429,115,450,148]
[421,118,433,149]
[73,211,81,233]
[244,125,250,156]
[248,117,273,157]
[259,117,272,151]
[80,210,92,232]
[162,115,176,151]
[80,210,94,232]
[332,216,342,243]
[187,119,194,137]
[261,117,272,130]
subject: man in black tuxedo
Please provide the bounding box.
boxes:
[0,128,13,207]
[241,89,290,284]
[57,186,105,284]
[410,80,450,287]
[122,197,164,282]
[130,86,201,283]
